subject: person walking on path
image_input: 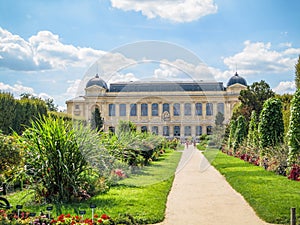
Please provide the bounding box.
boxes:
[158,145,273,225]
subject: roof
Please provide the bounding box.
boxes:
[109,81,225,92]
[227,72,247,87]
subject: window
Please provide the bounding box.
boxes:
[152,103,158,116]
[195,103,202,116]
[184,103,191,116]
[196,126,202,136]
[119,104,126,116]
[163,103,169,113]
[141,103,148,116]
[163,126,169,136]
[207,126,212,135]
[141,126,148,133]
[152,126,158,135]
[174,126,180,137]
[130,104,137,116]
[206,103,213,116]
[184,126,191,136]
[75,104,80,110]
[217,103,224,114]
[109,126,115,133]
[173,103,180,116]
[109,104,115,116]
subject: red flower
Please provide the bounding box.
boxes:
[101,214,110,220]
[98,219,103,223]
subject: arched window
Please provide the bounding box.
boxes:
[174,126,180,136]
[141,126,148,133]
[152,126,158,135]
[152,103,158,116]
[141,103,148,116]
[130,104,137,116]
[184,103,191,116]
[163,126,169,136]
[206,103,213,116]
[196,126,202,136]
[195,103,202,116]
[173,103,180,116]
[109,104,115,116]
[163,103,169,113]
[207,126,212,135]
[184,126,191,136]
[119,104,126,116]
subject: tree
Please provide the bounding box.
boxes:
[295,55,300,90]
[288,89,300,164]
[233,115,248,151]
[45,98,58,112]
[228,119,237,149]
[239,80,275,120]
[258,98,284,150]
[91,108,103,132]
[215,112,225,126]
[0,92,16,134]
[247,110,259,147]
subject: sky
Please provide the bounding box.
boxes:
[0,0,300,110]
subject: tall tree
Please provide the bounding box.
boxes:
[91,108,103,132]
[239,80,275,120]
[258,98,284,150]
[247,110,259,147]
[215,112,225,126]
[228,119,237,149]
[233,115,248,151]
[0,92,16,134]
[45,98,58,112]
[288,89,300,164]
[295,55,300,90]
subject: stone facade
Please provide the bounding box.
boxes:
[66,73,247,140]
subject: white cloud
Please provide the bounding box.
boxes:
[273,81,296,94]
[153,59,221,81]
[110,0,217,23]
[0,27,105,71]
[223,40,297,76]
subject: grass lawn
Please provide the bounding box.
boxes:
[203,149,300,225]
[5,149,182,224]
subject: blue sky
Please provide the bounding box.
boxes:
[0,0,299,109]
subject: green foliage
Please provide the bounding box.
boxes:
[90,108,103,132]
[247,110,259,147]
[0,92,47,135]
[258,98,284,150]
[288,89,300,164]
[233,115,248,151]
[45,98,58,112]
[227,119,237,149]
[20,116,90,203]
[239,80,275,120]
[295,55,300,90]
[276,93,293,142]
[0,132,24,177]
[0,92,16,134]
[215,112,224,126]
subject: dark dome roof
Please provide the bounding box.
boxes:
[86,74,108,89]
[227,72,247,87]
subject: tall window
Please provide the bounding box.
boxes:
[152,103,158,116]
[207,126,212,135]
[195,103,202,116]
[141,103,148,116]
[152,126,158,135]
[109,104,115,116]
[141,126,148,133]
[163,103,169,113]
[163,126,169,136]
[119,104,126,116]
[184,126,191,136]
[217,103,224,114]
[174,126,180,137]
[206,103,213,116]
[173,103,180,116]
[130,104,137,116]
[196,126,202,136]
[184,103,191,116]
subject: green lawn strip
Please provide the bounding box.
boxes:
[203,149,300,224]
[6,149,182,224]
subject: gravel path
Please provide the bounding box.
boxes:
[155,145,274,225]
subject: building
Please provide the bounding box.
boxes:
[66,72,247,139]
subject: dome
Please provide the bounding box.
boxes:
[86,74,108,89]
[227,72,247,87]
